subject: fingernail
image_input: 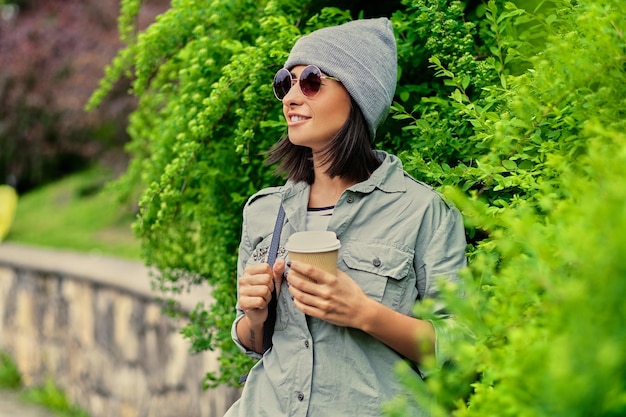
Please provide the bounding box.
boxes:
[286,261,292,267]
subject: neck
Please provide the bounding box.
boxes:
[309,160,356,208]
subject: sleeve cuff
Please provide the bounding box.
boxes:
[231,314,263,360]
[427,316,463,371]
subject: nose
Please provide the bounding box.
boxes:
[282,79,303,105]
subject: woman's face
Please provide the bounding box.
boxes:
[282,65,351,153]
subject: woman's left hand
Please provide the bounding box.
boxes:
[286,261,372,329]
[287,260,436,363]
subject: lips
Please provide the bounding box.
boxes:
[286,113,311,126]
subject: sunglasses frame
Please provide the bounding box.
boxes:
[273,65,340,101]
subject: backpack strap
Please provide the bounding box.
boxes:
[262,204,285,352]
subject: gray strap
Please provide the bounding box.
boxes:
[262,204,285,352]
[267,204,285,267]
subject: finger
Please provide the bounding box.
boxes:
[290,286,329,317]
[273,258,286,297]
[292,296,318,317]
[243,262,272,276]
[288,260,331,283]
[240,272,273,287]
[285,269,316,294]
[240,296,270,311]
[240,284,272,301]
[288,278,326,305]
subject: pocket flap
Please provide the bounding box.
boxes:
[343,241,413,280]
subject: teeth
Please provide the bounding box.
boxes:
[290,115,307,122]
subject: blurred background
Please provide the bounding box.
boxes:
[0,0,169,257]
[3,1,624,416]
[0,5,239,417]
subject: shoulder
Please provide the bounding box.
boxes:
[243,186,283,217]
[382,161,445,209]
[403,174,464,236]
[404,173,450,205]
[240,186,284,246]
[375,151,439,199]
[246,186,282,205]
[371,151,455,212]
[391,170,463,231]
[403,171,436,195]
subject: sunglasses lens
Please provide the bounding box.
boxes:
[273,66,326,100]
[299,66,322,97]
[273,69,292,100]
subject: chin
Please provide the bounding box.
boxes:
[287,132,310,147]
[288,132,330,150]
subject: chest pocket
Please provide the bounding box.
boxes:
[342,241,414,309]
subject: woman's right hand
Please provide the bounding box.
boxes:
[238,259,286,327]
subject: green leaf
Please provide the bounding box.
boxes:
[502,159,517,170]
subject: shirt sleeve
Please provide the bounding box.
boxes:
[421,199,469,370]
[230,201,263,360]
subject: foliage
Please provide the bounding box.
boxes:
[0,0,30,7]
[22,378,91,417]
[0,351,90,416]
[89,0,302,387]
[91,3,626,417]
[0,350,22,389]
[7,166,140,260]
[88,0,404,387]
[0,0,167,193]
[383,0,626,416]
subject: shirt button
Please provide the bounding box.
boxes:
[297,392,305,401]
[372,257,382,267]
[346,195,354,203]
[304,340,310,348]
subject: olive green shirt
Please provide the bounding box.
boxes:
[225,151,467,417]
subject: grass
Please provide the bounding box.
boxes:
[1,351,90,417]
[0,351,22,389]
[1,168,134,417]
[5,166,141,260]
[22,379,91,417]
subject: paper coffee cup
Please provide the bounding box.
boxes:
[285,231,341,276]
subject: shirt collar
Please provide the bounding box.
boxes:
[280,150,406,200]
[350,150,406,194]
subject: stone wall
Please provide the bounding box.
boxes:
[0,243,241,417]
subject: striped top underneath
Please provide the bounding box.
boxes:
[306,206,334,231]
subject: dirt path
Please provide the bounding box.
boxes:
[0,390,57,417]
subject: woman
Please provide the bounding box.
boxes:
[225,17,467,417]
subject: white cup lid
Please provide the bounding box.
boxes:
[285,231,341,253]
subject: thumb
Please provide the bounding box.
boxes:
[272,258,286,297]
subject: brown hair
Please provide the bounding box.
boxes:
[265,98,381,184]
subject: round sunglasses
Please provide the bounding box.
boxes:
[273,65,340,101]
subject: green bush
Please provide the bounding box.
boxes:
[0,350,22,389]
[90,0,626,414]
[88,0,408,387]
[0,351,90,416]
[22,379,91,417]
[384,0,626,416]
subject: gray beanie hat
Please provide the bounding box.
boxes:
[284,17,397,139]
